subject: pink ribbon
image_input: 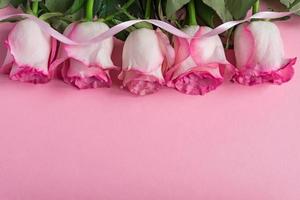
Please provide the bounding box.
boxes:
[0,10,298,45]
[89,10,299,42]
[0,14,78,45]
[202,11,299,37]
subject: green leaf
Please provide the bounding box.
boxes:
[39,12,63,21]
[50,18,70,33]
[0,15,23,23]
[165,0,191,18]
[93,0,103,15]
[225,0,257,19]
[290,0,300,7]
[94,0,144,19]
[94,0,127,17]
[201,0,232,22]
[45,0,73,12]
[0,0,10,9]
[66,0,85,14]
[195,0,217,27]
[280,0,293,8]
[280,0,300,15]
[6,0,27,7]
[97,0,119,17]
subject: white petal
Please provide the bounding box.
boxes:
[65,22,114,68]
[234,23,256,69]
[122,28,164,75]
[249,21,285,70]
[8,19,51,73]
[189,26,228,65]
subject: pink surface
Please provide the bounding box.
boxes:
[1,11,300,200]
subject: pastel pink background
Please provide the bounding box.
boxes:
[0,3,300,200]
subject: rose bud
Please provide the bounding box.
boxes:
[120,28,174,96]
[165,26,230,95]
[232,21,297,85]
[55,21,115,89]
[1,19,56,83]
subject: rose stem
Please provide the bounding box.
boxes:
[252,0,260,15]
[86,0,94,21]
[32,0,39,16]
[188,0,197,26]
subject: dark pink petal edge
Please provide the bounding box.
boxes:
[231,58,297,86]
[63,75,111,89]
[10,65,49,84]
[120,69,164,96]
[169,70,223,95]
[61,65,112,89]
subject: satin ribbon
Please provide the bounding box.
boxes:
[0,14,78,45]
[0,9,299,45]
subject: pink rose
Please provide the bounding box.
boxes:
[120,28,174,95]
[166,26,229,95]
[232,21,297,85]
[1,18,56,83]
[0,6,20,68]
[55,22,115,89]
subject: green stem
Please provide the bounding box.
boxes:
[86,0,94,21]
[188,0,197,26]
[145,0,151,19]
[32,0,39,16]
[252,0,260,15]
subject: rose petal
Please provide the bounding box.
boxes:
[7,19,51,75]
[0,23,15,68]
[112,38,124,67]
[10,65,49,84]
[122,28,164,74]
[62,58,111,89]
[249,21,285,71]
[121,28,167,95]
[167,26,228,95]
[155,29,175,74]
[232,58,296,85]
[0,6,21,68]
[190,26,228,66]
[233,21,297,85]
[64,22,114,69]
[173,70,223,95]
[0,47,14,73]
[119,69,163,96]
[234,23,256,69]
